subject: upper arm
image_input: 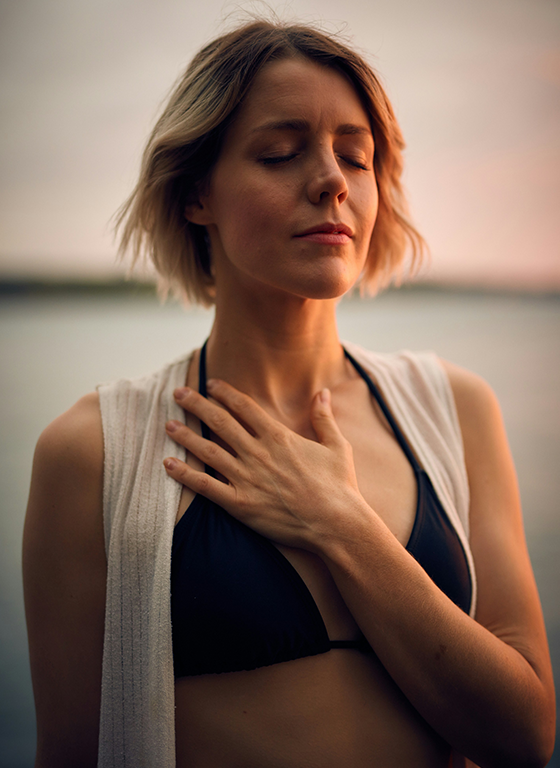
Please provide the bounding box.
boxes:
[23,392,106,768]
[440,360,554,699]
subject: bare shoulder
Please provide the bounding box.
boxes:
[437,358,519,535]
[438,359,500,422]
[27,391,105,554]
[437,359,506,471]
[34,391,104,484]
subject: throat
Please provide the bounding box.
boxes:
[203,335,351,422]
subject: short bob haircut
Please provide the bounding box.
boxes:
[116,19,426,306]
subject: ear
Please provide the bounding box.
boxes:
[184,198,214,226]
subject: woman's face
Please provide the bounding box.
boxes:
[189,56,379,301]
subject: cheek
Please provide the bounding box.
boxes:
[215,179,288,252]
[354,182,379,254]
[364,180,380,229]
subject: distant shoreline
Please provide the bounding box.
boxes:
[0,277,157,297]
[0,278,558,301]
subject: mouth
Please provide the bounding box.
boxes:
[295,222,354,238]
[294,222,353,245]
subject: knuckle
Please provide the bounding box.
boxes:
[231,466,244,484]
[232,392,250,414]
[253,447,271,466]
[234,488,251,513]
[270,426,288,446]
[210,409,229,432]
[204,441,220,461]
[196,473,210,492]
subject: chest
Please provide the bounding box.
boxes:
[274,380,418,639]
[175,374,419,640]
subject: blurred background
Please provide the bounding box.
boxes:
[1,0,559,764]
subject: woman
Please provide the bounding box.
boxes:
[23,19,555,768]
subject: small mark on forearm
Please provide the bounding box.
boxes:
[435,643,447,661]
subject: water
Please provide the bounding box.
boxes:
[1,288,559,765]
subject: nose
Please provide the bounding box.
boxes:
[306,148,349,205]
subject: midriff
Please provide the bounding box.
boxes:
[174,649,450,768]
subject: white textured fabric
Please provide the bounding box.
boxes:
[96,343,476,767]
[97,353,191,768]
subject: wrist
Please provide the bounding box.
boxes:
[309,491,379,562]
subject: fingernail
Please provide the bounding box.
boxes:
[320,388,330,404]
[166,420,180,432]
[206,379,217,390]
[164,458,177,470]
[174,387,190,399]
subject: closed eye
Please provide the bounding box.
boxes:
[260,154,298,165]
[260,154,369,170]
[341,157,369,171]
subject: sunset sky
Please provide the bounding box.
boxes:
[1,0,559,289]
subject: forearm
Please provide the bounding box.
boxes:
[318,497,554,767]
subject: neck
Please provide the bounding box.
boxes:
[204,287,349,422]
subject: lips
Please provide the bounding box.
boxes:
[294,222,353,246]
[295,222,354,238]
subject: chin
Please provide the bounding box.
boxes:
[289,267,359,301]
[284,280,354,302]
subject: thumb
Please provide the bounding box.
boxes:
[310,389,342,446]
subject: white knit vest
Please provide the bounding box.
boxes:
[96,343,476,767]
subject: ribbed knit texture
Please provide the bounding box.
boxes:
[96,344,475,766]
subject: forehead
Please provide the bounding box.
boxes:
[230,57,372,136]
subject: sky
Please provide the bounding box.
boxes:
[1,0,559,289]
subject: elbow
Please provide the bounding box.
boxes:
[524,690,556,768]
[478,737,555,768]
[505,675,556,768]
[504,712,556,768]
[473,695,556,768]
[513,747,555,768]
[500,712,555,768]
[523,727,555,768]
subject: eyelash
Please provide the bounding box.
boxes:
[260,154,368,171]
[261,154,297,165]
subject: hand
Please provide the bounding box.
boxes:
[163,379,365,550]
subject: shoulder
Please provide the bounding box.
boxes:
[437,359,506,469]
[437,360,521,544]
[28,393,105,560]
[438,359,499,418]
[34,392,104,489]
[39,390,103,445]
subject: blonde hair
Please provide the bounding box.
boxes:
[116,20,426,306]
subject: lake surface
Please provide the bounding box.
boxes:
[1,288,559,766]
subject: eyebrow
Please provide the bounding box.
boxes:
[250,119,372,137]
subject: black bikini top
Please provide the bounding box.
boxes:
[171,342,472,677]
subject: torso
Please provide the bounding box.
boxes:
[174,349,451,767]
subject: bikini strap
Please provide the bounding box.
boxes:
[343,348,422,474]
[197,340,215,476]
[199,342,421,475]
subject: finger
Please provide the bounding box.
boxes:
[163,458,236,509]
[165,421,238,477]
[204,379,272,435]
[310,389,344,447]
[173,387,253,450]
